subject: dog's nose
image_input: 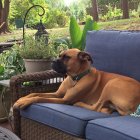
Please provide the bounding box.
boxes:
[52,59,63,69]
[52,59,67,75]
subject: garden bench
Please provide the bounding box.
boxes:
[0,42,15,53]
[0,39,22,53]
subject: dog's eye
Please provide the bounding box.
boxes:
[62,55,71,61]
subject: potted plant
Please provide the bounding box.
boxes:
[18,35,67,73]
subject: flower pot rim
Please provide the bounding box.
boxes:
[23,59,53,62]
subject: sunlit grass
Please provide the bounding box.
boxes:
[0,27,69,42]
[99,18,140,30]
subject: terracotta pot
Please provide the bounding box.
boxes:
[24,59,52,73]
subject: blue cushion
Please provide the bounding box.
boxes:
[85,30,140,81]
[20,103,111,138]
[86,116,140,140]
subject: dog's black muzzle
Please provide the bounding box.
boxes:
[52,59,67,75]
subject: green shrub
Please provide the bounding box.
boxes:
[44,9,69,28]
[130,9,139,18]
[100,4,122,21]
[56,11,68,27]
[0,47,25,80]
[45,10,58,29]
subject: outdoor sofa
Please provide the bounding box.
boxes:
[11,30,140,140]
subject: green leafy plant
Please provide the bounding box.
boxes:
[56,11,68,27]
[130,9,139,18]
[18,36,55,59]
[100,4,122,21]
[0,47,25,80]
[69,16,99,50]
[44,9,69,29]
[54,37,72,49]
[18,35,68,59]
[0,65,4,75]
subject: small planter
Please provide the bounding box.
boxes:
[24,59,52,73]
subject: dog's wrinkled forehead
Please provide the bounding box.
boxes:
[59,49,93,64]
[59,49,80,58]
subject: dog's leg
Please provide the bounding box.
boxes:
[13,78,69,108]
[74,101,114,114]
[91,80,115,113]
[91,101,104,111]
[15,92,61,105]
[18,77,71,100]
[14,97,69,109]
[74,102,93,110]
[22,92,59,98]
[100,107,114,114]
[114,105,135,116]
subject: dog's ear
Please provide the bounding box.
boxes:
[78,51,93,63]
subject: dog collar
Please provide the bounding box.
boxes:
[71,69,90,81]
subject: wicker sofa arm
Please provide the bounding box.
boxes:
[10,70,64,104]
[10,70,65,136]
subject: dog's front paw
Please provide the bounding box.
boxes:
[13,102,20,110]
[13,97,37,110]
[74,102,85,107]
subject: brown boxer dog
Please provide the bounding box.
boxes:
[13,49,140,115]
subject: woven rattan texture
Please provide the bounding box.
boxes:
[21,117,84,140]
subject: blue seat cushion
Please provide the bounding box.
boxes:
[20,103,111,138]
[85,30,140,81]
[86,116,140,140]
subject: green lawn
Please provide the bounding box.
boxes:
[99,18,140,30]
[0,28,69,42]
[0,18,140,42]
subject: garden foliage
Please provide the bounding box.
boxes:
[70,16,99,50]
[0,47,25,80]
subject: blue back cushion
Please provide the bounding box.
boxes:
[85,30,140,81]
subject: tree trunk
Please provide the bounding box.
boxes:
[0,0,2,27]
[121,0,129,19]
[0,0,10,34]
[91,0,99,21]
